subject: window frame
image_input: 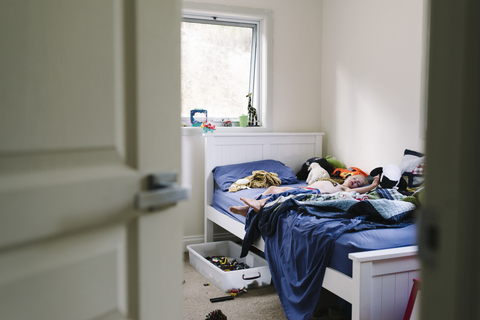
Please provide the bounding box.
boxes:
[181,2,273,134]
[181,17,258,122]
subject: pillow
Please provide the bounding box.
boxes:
[326,155,346,169]
[399,149,425,188]
[213,159,299,191]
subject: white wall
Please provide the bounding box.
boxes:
[181,0,427,246]
[180,0,323,245]
[320,0,426,171]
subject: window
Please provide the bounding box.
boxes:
[181,19,256,123]
[181,3,272,130]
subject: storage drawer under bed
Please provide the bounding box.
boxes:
[187,241,272,292]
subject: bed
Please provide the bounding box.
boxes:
[204,132,420,320]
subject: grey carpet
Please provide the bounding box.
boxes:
[182,252,344,320]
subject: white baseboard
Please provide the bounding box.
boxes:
[182,233,240,252]
[182,235,204,251]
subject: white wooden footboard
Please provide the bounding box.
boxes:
[204,133,420,320]
[323,246,420,320]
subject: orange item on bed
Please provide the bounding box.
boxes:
[332,167,368,179]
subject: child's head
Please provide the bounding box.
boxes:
[343,174,368,188]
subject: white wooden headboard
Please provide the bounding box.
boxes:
[204,133,324,206]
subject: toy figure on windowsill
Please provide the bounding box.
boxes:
[201,122,216,134]
[190,108,208,127]
[246,93,258,126]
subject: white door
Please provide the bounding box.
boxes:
[419,0,480,319]
[0,1,184,319]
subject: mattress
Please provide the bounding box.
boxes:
[212,184,417,277]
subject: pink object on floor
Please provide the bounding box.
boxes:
[403,278,421,320]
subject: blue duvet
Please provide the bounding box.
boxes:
[241,190,415,320]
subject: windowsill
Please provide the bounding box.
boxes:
[181,125,271,136]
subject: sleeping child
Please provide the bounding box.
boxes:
[230,174,380,216]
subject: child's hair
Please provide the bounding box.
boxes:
[360,175,368,186]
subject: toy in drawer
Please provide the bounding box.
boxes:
[187,241,272,292]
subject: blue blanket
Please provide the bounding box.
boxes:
[241,190,415,320]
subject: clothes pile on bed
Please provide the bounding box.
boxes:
[240,188,417,320]
[228,170,281,192]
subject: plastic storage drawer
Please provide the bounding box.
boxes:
[187,241,271,292]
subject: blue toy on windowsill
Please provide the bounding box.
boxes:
[190,109,208,127]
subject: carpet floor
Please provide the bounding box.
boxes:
[182,252,345,320]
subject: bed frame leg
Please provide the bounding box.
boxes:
[351,261,373,320]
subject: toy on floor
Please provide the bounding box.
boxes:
[209,296,234,303]
[205,309,227,320]
[230,287,247,297]
[205,309,228,319]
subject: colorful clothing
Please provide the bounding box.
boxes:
[331,167,368,179]
[301,187,321,194]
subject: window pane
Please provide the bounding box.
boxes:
[181,22,253,119]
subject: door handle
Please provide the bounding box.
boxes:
[135,171,190,210]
